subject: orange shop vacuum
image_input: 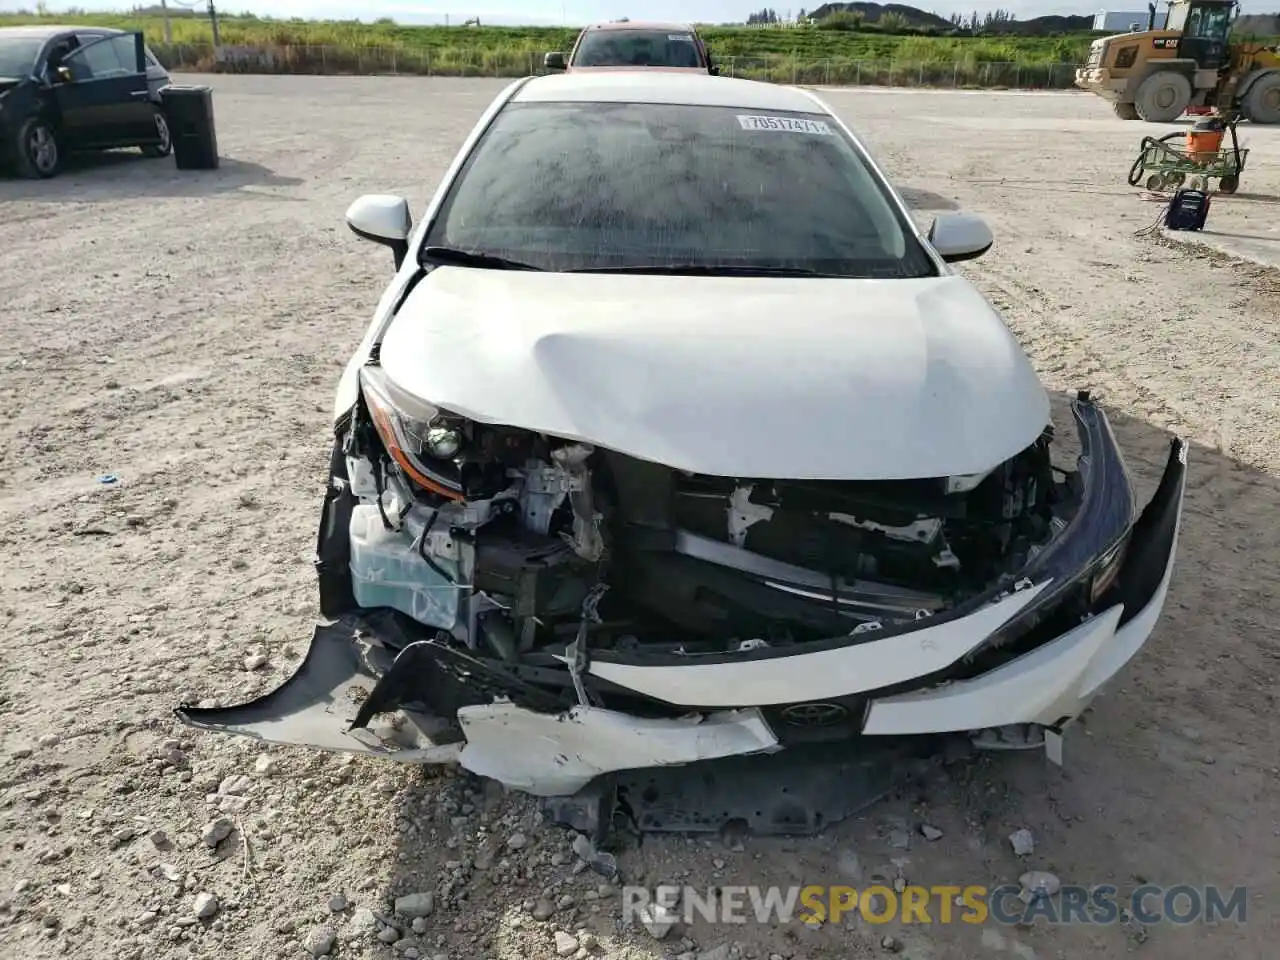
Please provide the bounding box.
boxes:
[1186,117,1226,163]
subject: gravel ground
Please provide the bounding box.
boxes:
[2,76,1279,960]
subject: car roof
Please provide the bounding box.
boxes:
[513,72,828,113]
[583,21,699,33]
[0,25,122,39]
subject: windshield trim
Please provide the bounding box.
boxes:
[419,99,938,279]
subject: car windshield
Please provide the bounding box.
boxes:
[0,37,43,77]
[424,101,935,278]
[574,29,704,68]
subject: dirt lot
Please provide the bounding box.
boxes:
[2,76,1279,960]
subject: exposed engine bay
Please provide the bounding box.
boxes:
[344,373,1073,680]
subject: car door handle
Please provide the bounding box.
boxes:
[130,90,150,97]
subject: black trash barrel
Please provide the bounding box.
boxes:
[160,85,219,170]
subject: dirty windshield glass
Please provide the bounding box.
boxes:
[574,29,704,68]
[0,38,42,77]
[1184,5,1232,41]
[426,102,934,278]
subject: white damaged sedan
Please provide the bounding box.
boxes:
[178,73,1186,819]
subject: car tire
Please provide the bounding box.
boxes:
[140,107,173,158]
[1241,73,1280,125]
[13,117,60,179]
[1133,71,1192,123]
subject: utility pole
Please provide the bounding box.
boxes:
[161,0,172,43]
[208,0,221,47]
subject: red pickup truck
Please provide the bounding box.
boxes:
[544,21,720,75]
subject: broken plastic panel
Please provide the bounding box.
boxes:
[175,618,460,763]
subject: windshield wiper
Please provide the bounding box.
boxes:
[420,246,544,271]
[566,264,844,277]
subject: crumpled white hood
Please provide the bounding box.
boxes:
[378,268,1050,480]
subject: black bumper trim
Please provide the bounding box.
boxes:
[1109,437,1187,626]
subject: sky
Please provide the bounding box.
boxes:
[1,1,1272,26]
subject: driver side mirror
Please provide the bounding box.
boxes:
[345,194,412,270]
[927,213,994,263]
[55,66,73,83]
[544,51,566,71]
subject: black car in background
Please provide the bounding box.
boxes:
[0,25,172,178]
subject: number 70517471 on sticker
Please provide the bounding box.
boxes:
[736,114,834,134]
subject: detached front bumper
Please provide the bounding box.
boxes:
[176,402,1187,808]
[865,437,1185,736]
[178,613,782,796]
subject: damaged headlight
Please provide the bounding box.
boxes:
[359,366,466,500]
[425,425,463,459]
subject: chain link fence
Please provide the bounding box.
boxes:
[150,42,1084,90]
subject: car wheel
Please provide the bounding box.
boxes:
[140,108,173,158]
[1241,73,1280,125]
[1133,71,1192,123]
[13,118,60,179]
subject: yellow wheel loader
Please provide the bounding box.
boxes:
[1075,0,1280,123]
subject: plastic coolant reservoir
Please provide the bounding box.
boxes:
[348,504,462,629]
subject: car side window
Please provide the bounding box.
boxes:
[104,34,144,74]
[42,36,81,80]
[64,35,138,81]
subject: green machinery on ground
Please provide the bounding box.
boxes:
[1127,117,1248,192]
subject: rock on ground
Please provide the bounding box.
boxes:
[1008,828,1035,857]
[395,892,435,918]
[201,818,234,848]
[193,892,219,919]
[303,926,337,957]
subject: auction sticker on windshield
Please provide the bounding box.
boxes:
[669,33,693,40]
[736,115,834,135]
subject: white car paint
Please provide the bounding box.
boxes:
[377,269,1050,480]
[344,194,412,242]
[512,71,840,110]
[863,489,1183,734]
[314,72,1181,791]
[454,702,780,796]
[583,581,1051,707]
[442,531,1176,783]
[333,72,963,426]
[333,77,527,424]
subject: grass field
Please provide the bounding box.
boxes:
[0,11,1097,65]
[0,11,1142,86]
